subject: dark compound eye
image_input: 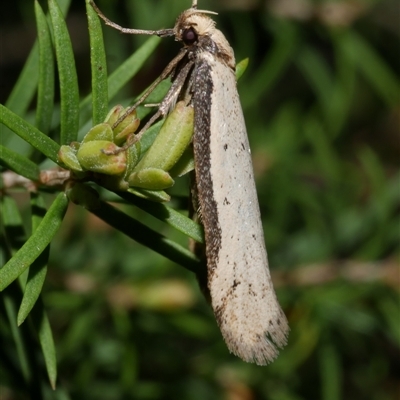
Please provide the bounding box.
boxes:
[182,27,197,45]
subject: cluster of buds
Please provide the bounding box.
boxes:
[58,101,194,204]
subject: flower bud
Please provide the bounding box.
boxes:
[77,141,126,175]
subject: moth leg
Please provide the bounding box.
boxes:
[103,60,195,155]
[90,1,174,37]
[120,60,195,149]
[112,49,188,129]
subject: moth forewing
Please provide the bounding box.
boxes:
[191,34,289,365]
[91,1,289,365]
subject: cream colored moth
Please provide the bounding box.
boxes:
[91,0,289,365]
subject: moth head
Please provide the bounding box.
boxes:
[174,8,236,69]
[174,9,216,45]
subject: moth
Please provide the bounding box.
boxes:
[91,0,289,365]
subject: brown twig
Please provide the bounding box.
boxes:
[2,168,71,192]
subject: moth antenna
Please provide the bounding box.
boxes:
[192,9,218,16]
[190,0,218,15]
[90,1,174,37]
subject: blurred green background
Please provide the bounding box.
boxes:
[1,0,399,399]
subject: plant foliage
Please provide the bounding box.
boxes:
[0,0,399,399]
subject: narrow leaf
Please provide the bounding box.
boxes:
[327,30,358,137]
[90,201,201,273]
[236,58,249,80]
[0,193,69,292]
[0,105,60,163]
[118,192,204,244]
[35,0,55,134]
[320,343,342,400]
[242,20,299,108]
[17,249,48,325]
[79,36,160,124]
[2,195,27,254]
[49,0,80,144]
[0,145,40,181]
[86,0,108,124]
[5,43,39,120]
[3,293,31,383]
[108,36,160,100]
[18,194,49,325]
[343,31,399,106]
[138,120,163,153]
[31,299,57,389]
[3,0,71,144]
[296,46,333,113]
[303,115,340,183]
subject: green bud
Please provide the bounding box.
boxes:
[134,101,194,173]
[169,146,194,177]
[113,108,140,145]
[69,141,81,151]
[81,123,114,144]
[104,105,124,126]
[125,142,141,178]
[114,120,140,145]
[128,167,174,190]
[77,141,126,175]
[58,145,84,172]
[98,105,141,145]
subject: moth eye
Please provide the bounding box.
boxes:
[182,27,197,45]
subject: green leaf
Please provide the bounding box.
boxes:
[342,30,399,106]
[242,20,299,108]
[18,194,49,326]
[3,0,71,144]
[327,30,357,137]
[35,0,55,134]
[4,42,39,121]
[117,192,204,244]
[138,120,163,153]
[0,145,40,181]
[108,36,160,101]
[379,297,400,346]
[296,46,333,115]
[2,195,27,254]
[303,115,340,183]
[236,58,249,80]
[31,300,57,389]
[79,36,160,125]
[86,0,108,124]
[0,105,60,163]
[0,193,69,292]
[320,343,342,400]
[2,43,39,146]
[3,292,31,383]
[1,196,31,383]
[49,0,80,144]
[5,191,57,389]
[90,200,201,272]
[127,187,171,202]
